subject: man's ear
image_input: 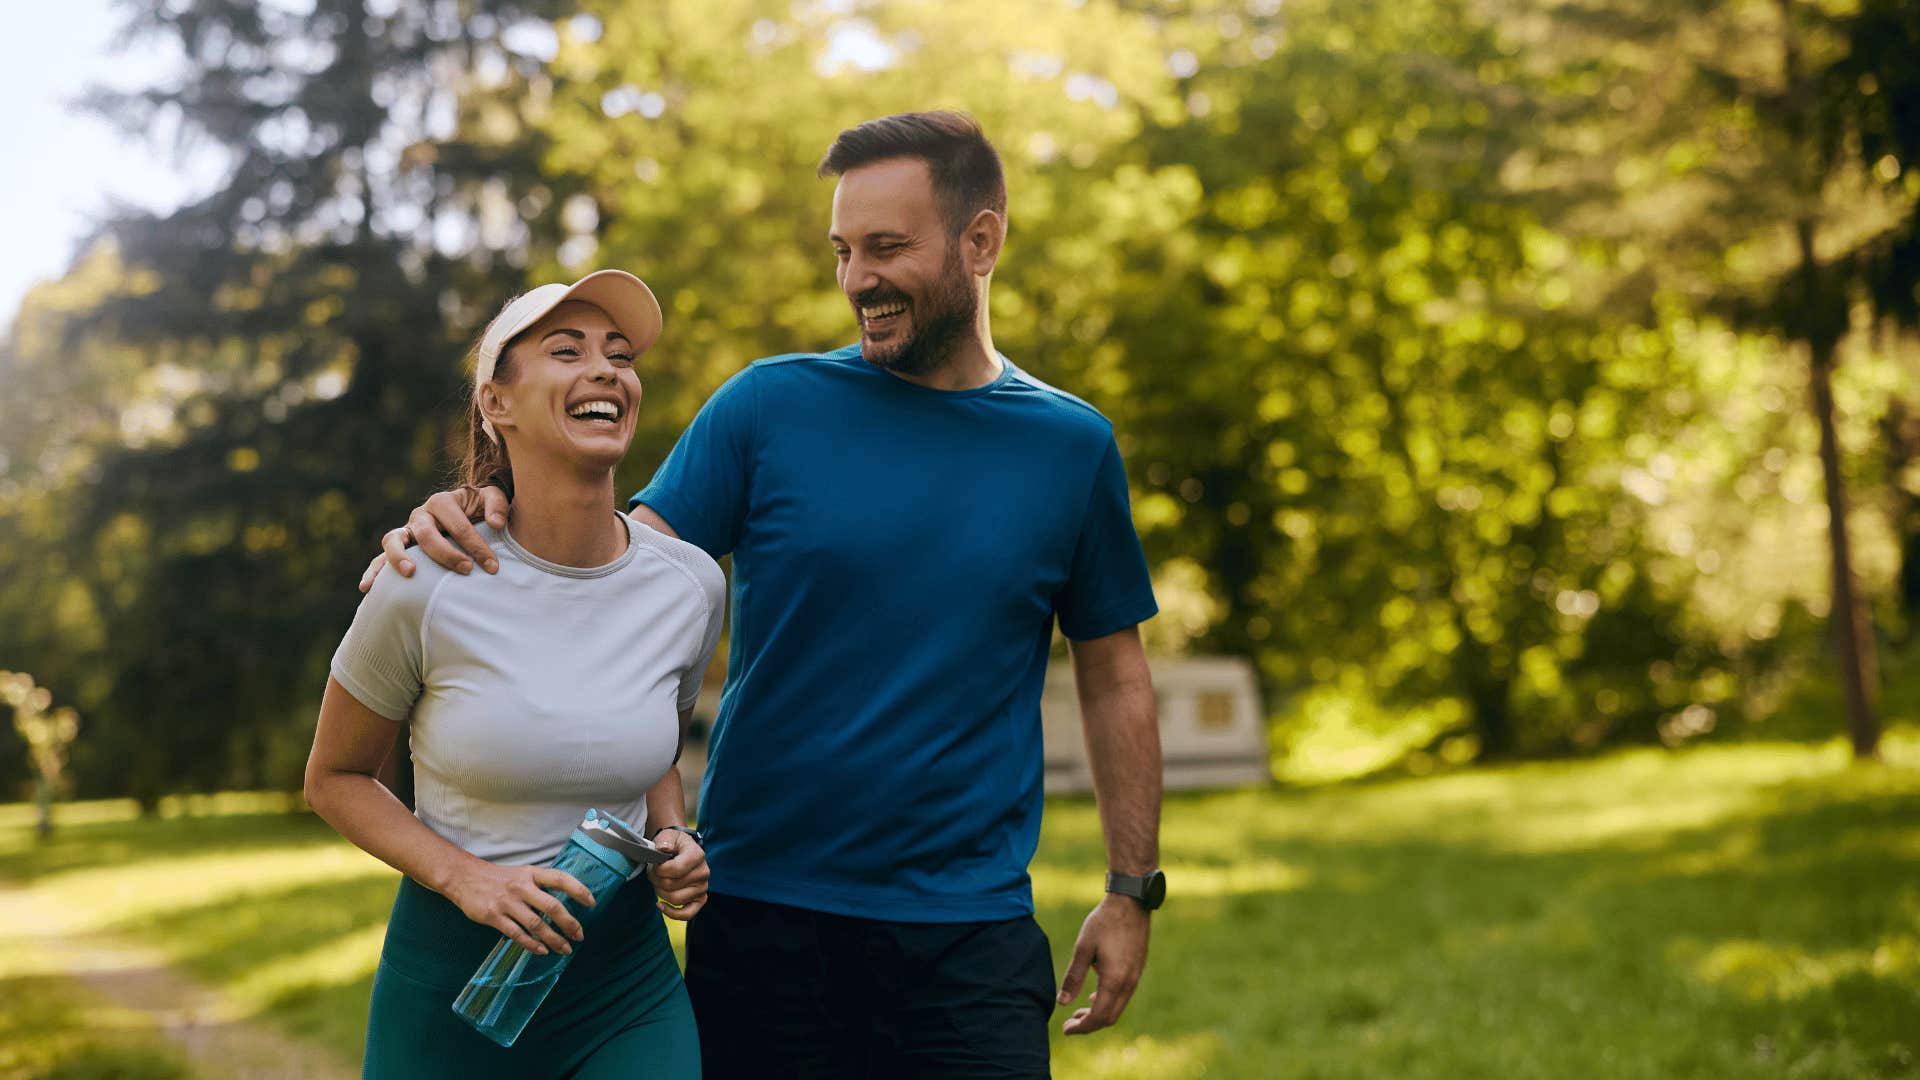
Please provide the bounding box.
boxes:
[961,208,1006,277]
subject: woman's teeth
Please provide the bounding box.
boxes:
[567,401,621,423]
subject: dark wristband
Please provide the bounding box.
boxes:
[650,824,700,845]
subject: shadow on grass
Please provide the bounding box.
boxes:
[1032,782,1920,1079]
[0,811,345,884]
[0,972,189,1080]
[103,873,399,1059]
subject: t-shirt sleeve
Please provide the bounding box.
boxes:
[630,366,758,559]
[1054,436,1160,641]
[329,568,438,722]
[677,556,729,712]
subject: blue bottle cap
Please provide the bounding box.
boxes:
[572,808,661,875]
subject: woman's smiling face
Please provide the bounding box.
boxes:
[481,300,643,474]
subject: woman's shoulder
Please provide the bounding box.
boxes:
[623,515,726,603]
[359,544,466,618]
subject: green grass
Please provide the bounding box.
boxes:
[3,740,1919,1077]
[0,972,188,1080]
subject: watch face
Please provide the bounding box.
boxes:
[1144,869,1167,909]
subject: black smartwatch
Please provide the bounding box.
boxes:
[650,824,701,846]
[1105,869,1167,911]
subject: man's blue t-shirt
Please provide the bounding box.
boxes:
[633,345,1157,921]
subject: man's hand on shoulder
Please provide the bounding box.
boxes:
[358,485,511,593]
[1058,893,1151,1036]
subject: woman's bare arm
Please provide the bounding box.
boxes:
[304,676,594,954]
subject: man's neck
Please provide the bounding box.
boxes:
[502,459,625,568]
[887,336,1002,391]
[879,299,1003,391]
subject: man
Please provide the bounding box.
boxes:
[367,111,1165,1078]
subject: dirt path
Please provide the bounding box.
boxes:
[0,882,355,1080]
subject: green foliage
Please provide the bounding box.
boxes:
[2,0,1918,792]
[1,0,583,801]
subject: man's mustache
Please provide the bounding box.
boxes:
[851,289,910,308]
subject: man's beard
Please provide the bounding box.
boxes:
[857,247,977,377]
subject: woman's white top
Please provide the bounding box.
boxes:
[330,513,726,866]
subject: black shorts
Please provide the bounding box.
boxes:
[685,892,1057,1079]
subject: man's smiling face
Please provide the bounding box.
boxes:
[829,157,977,376]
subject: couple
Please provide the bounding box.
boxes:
[307,112,1165,1079]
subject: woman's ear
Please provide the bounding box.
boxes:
[478,381,514,435]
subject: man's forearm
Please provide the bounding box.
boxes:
[1073,634,1161,874]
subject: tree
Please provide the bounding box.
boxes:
[0,0,579,805]
[1543,0,1920,758]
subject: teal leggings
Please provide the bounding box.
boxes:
[363,876,699,1079]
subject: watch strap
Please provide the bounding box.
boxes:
[649,824,701,846]
[1105,869,1164,910]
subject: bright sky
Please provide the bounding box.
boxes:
[0,5,898,339]
[0,0,214,338]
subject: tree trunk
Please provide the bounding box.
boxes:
[1883,399,1920,634]
[1800,223,1881,759]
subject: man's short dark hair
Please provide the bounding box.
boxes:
[818,111,1008,236]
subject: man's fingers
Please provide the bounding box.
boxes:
[378,528,416,579]
[479,485,510,528]
[408,507,476,574]
[1089,974,1136,1030]
[360,552,392,593]
[427,495,500,574]
[1058,939,1094,1006]
[1062,1006,1107,1035]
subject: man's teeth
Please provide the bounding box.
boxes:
[567,401,620,421]
[861,302,907,319]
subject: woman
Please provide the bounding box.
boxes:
[305,270,723,1077]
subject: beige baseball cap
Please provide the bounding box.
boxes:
[475,269,664,442]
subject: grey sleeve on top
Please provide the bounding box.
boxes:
[329,566,444,722]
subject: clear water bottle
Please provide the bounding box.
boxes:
[452,808,665,1047]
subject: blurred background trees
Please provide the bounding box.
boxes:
[2,0,1917,802]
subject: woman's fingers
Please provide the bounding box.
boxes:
[647,834,707,885]
[650,842,709,913]
[518,905,574,955]
[491,912,550,956]
[652,864,706,897]
[658,894,706,921]
[533,868,596,909]
[525,884,586,943]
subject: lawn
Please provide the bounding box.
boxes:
[4,738,1919,1078]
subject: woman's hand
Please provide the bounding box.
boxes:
[443,858,595,955]
[647,829,710,920]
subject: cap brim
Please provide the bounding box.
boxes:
[557,269,664,353]
[488,270,665,363]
